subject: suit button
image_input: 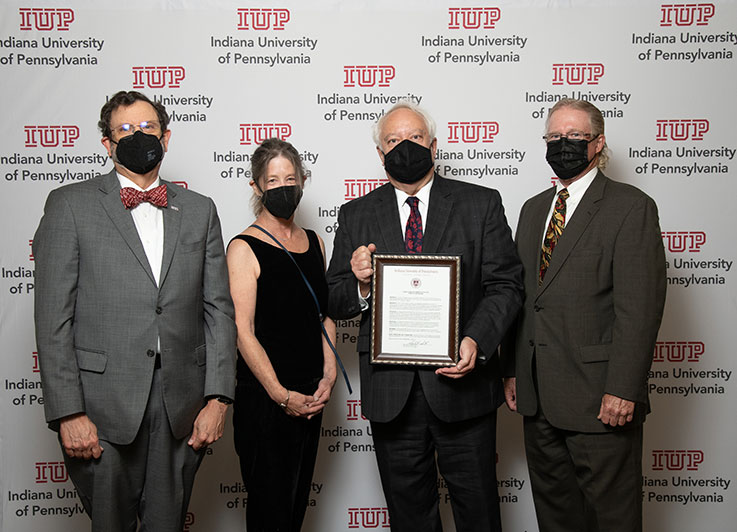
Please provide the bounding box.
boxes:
[528,340,534,347]
[156,307,163,314]
[147,349,155,357]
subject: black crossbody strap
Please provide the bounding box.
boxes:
[251,224,353,394]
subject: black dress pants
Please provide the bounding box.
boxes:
[233,377,322,532]
[370,375,501,532]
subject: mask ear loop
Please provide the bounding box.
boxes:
[252,178,266,203]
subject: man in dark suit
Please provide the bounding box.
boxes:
[501,98,666,532]
[326,102,523,532]
[33,91,236,531]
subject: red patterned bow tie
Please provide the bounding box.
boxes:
[120,184,168,209]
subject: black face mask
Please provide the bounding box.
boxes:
[546,136,597,180]
[383,139,434,184]
[113,130,164,175]
[260,185,303,220]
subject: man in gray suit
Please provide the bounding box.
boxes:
[501,98,666,532]
[33,90,236,532]
[326,102,523,532]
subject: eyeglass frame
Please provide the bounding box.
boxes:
[110,120,163,138]
[542,131,599,143]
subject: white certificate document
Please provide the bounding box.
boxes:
[380,263,451,357]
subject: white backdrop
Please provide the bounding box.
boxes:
[1,1,735,530]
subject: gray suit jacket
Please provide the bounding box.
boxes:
[33,170,236,444]
[326,175,523,423]
[501,171,666,433]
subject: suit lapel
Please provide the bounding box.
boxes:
[423,175,452,254]
[158,181,182,288]
[522,186,555,282]
[373,184,405,252]
[98,171,157,285]
[537,172,607,296]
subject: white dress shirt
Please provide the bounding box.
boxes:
[358,178,434,310]
[117,173,165,286]
[540,167,597,247]
[394,176,433,233]
[118,173,165,352]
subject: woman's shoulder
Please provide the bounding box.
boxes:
[227,232,259,249]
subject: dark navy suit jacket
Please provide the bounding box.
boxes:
[326,174,523,423]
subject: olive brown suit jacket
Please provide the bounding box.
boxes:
[501,171,667,432]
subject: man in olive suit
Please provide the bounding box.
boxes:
[502,98,666,532]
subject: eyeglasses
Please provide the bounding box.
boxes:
[111,120,161,137]
[542,131,597,143]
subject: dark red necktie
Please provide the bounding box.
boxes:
[120,184,168,209]
[404,197,423,254]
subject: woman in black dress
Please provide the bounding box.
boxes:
[226,138,336,531]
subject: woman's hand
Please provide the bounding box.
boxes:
[310,376,336,411]
[280,389,324,419]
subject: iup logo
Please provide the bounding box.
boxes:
[237,8,290,30]
[25,125,79,148]
[655,119,709,141]
[651,449,704,471]
[661,231,706,252]
[552,63,604,85]
[171,181,189,189]
[448,7,501,29]
[19,7,74,31]
[132,66,186,89]
[239,123,292,145]
[343,66,395,88]
[346,399,367,421]
[344,178,388,201]
[348,507,390,529]
[183,512,195,531]
[447,121,499,143]
[35,461,69,483]
[660,3,715,26]
[653,341,704,363]
[29,239,34,261]
[32,351,40,373]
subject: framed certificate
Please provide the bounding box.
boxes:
[370,253,461,366]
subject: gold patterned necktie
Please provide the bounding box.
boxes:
[539,188,569,284]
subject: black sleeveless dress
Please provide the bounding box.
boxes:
[230,229,328,532]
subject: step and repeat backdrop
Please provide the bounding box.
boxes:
[1,0,735,530]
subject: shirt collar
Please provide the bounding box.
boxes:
[394,176,434,209]
[117,172,161,192]
[556,166,597,197]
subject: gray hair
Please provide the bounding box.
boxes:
[372,101,437,148]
